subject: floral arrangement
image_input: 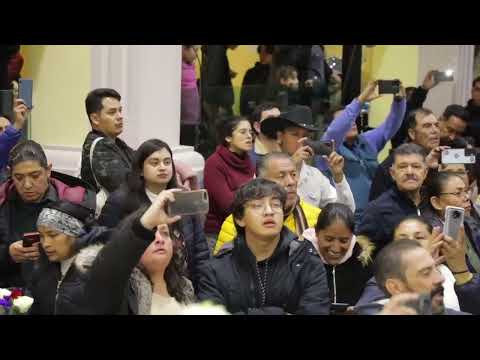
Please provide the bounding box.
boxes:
[0,288,34,315]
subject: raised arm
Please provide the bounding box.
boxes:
[321,81,379,150]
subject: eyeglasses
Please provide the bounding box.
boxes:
[246,201,283,213]
[439,190,469,198]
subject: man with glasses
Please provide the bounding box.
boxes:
[197,178,330,315]
[466,76,480,146]
[214,152,321,255]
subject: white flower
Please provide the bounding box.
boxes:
[12,296,34,314]
[180,301,230,316]
[0,288,12,298]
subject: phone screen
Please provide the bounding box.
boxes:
[18,79,33,110]
[167,190,209,217]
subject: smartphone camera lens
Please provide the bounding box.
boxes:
[453,211,461,219]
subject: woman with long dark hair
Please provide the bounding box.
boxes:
[99,139,209,290]
[203,115,255,251]
[29,194,195,315]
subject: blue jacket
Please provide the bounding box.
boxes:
[336,137,379,224]
[456,274,480,314]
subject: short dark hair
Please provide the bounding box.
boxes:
[472,76,480,88]
[407,108,434,131]
[442,104,469,123]
[250,102,280,138]
[231,178,286,227]
[392,143,427,163]
[257,152,294,178]
[215,115,248,147]
[394,215,433,236]
[85,88,121,124]
[8,140,48,170]
[315,203,355,234]
[374,240,424,295]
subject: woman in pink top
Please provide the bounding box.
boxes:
[180,45,201,147]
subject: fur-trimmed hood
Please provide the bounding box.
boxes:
[302,228,375,267]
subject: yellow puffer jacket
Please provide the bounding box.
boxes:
[213,200,321,255]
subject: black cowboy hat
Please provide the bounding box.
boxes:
[260,105,321,137]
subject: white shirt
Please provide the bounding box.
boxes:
[145,188,158,204]
[438,264,460,311]
[298,162,356,213]
[150,293,185,315]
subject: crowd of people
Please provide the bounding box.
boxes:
[1,45,480,315]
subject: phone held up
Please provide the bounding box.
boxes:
[303,139,334,157]
[167,190,209,217]
[441,148,476,165]
[378,79,401,94]
[443,206,465,240]
[23,232,41,248]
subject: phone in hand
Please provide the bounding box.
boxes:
[167,190,209,217]
[404,293,432,315]
[433,70,454,83]
[443,206,465,240]
[441,148,476,164]
[23,232,40,248]
[18,79,33,110]
[378,80,401,94]
[303,139,334,157]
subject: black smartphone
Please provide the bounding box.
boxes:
[18,79,33,110]
[167,190,209,217]
[378,80,400,94]
[303,139,334,157]
[23,232,40,247]
[433,70,454,83]
[330,302,350,315]
[405,294,432,315]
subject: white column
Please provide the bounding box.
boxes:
[418,45,475,115]
[91,45,205,179]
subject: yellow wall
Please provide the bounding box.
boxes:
[21,45,91,147]
[363,45,419,161]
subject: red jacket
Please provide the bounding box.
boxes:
[204,145,255,234]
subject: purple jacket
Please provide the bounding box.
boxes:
[321,98,406,154]
[0,126,22,170]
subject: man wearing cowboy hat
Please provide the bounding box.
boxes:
[261,105,355,212]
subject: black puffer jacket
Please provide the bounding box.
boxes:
[466,100,480,147]
[28,227,113,315]
[197,228,330,315]
[0,172,96,288]
[98,185,210,290]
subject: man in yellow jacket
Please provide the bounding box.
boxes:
[214,152,321,255]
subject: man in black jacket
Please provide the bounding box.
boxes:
[80,88,135,194]
[240,45,273,117]
[197,178,330,315]
[369,108,442,201]
[0,141,95,288]
[466,76,480,146]
[358,143,429,255]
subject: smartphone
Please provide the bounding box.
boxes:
[443,206,465,240]
[441,148,476,164]
[433,70,454,83]
[167,190,209,217]
[405,293,432,315]
[303,139,334,157]
[23,232,40,248]
[330,302,350,315]
[18,79,33,110]
[378,80,400,94]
